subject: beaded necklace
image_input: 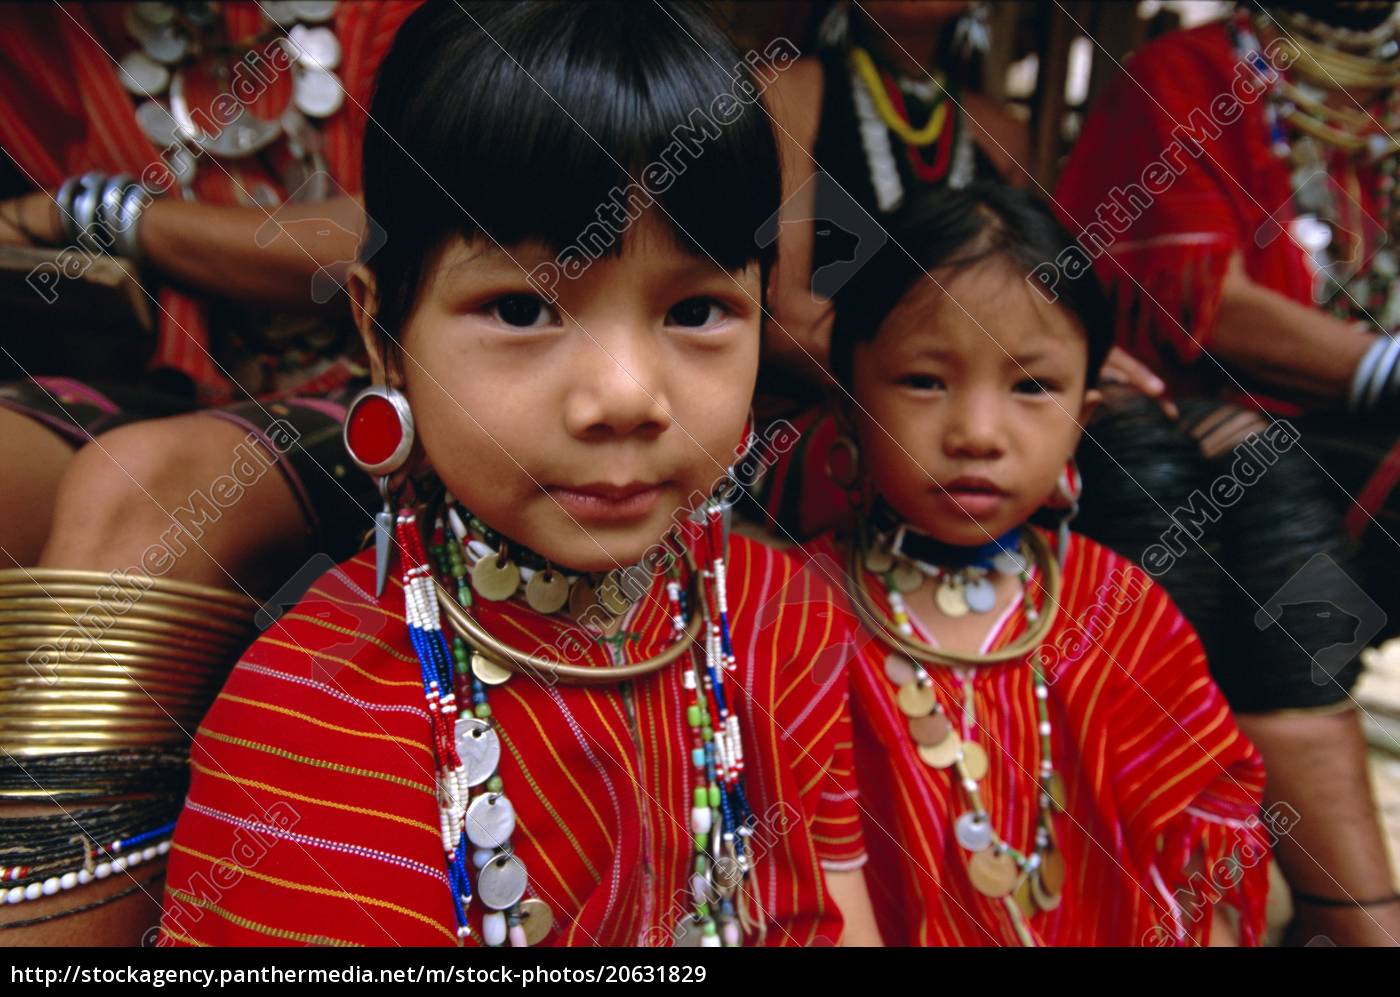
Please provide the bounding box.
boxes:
[845,45,975,213]
[1232,9,1400,327]
[853,520,1067,943]
[398,499,756,946]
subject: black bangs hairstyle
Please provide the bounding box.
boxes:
[828,183,1114,391]
[361,0,782,343]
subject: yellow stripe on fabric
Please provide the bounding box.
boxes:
[197,725,434,796]
[281,613,416,664]
[303,584,406,623]
[157,927,207,947]
[255,637,420,687]
[492,698,602,889]
[188,758,438,837]
[169,844,458,944]
[499,685,613,859]
[217,694,431,755]
[165,888,359,946]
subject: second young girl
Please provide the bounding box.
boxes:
[802,184,1270,946]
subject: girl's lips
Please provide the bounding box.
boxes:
[931,489,1009,518]
[931,478,1010,518]
[547,482,666,522]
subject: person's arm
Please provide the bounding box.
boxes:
[2,189,366,311]
[1210,253,1375,406]
[761,56,835,380]
[826,867,883,946]
[1237,708,1400,946]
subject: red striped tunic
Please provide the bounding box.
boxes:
[801,529,1270,946]
[158,534,865,946]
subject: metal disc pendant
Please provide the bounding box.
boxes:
[890,560,924,590]
[968,848,1018,898]
[137,22,188,65]
[524,569,569,615]
[472,555,520,601]
[261,0,300,25]
[477,853,528,911]
[471,651,512,687]
[568,577,598,620]
[954,811,994,852]
[864,547,894,573]
[119,51,169,97]
[465,793,516,849]
[673,917,706,947]
[992,549,1026,575]
[291,0,338,22]
[896,682,936,718]
[517,897,554,945]
[964,576,997,613]
[293,67,345,119]
[288,23,341,71]
[135,100,180,148]
[454,717,501,788]
[883,652,918,687]
[1039,847,1066,895]
[958,741,990,781]
[598,576,631,616]
[907,712,951,747]
[917,731,962,769]
[1013,876,1036,918]
[892,562,923,594]
[1031,870,1062,912]
[199,105,282,158]
[935,579,969,617]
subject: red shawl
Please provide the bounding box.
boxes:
[1055,22,1368,411]
[158,534,865,946]
[802,529,1270,946]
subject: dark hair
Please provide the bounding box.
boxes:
[828,183,1114,390]
[362,0,782,344]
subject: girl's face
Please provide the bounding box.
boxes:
[850,260,1101,546]
[361,211,761,572]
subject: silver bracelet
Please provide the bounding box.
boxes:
[95,174,134,251]
[55,172,103,244]
[69,172,107,245]
[1348,336,1387,413]
[1367,335,1400,412]
[112,183,151,263]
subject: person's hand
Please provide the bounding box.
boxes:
[1100,345,1178,418]
[0,191,61,247]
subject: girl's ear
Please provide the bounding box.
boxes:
[348,264,395,386]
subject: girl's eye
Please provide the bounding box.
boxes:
[666,297,726,328]
[490,294,558,329]
[1014,377,1056,395]
[899,374,945,391]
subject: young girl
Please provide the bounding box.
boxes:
[801,184,1270,946]
[157,0,876,947]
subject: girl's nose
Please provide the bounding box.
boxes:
[562,324,672,440]
[942,390,1006,459]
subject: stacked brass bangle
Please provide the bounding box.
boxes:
[0,568,257,925]
[0,569,258,762]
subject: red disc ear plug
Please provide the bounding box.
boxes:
[343,385,416,597]
[343,385,415,477]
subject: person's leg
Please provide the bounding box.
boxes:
[38,412,314,594]
[1190,407,1399,946]
[0,408,78,567]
